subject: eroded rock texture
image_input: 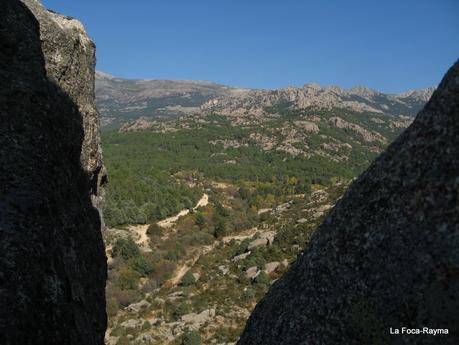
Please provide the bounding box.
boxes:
[22,0,107,212]
[0,1,106,344]
[238,61,459,345]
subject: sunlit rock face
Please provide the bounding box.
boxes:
[238,60,459,345]
[0,1,106,344]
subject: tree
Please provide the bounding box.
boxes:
[174,302,191,320]
[112,237,140,260]
[147,222,164,237]
[195,212,206,227]
[213,218,227,239]
[118,267,140,290]
[238,186,251,200]
[241,288,255,303]
[142,320,152,330]
[181,271,196,286]
[182,330,201,345]
[130,255,154,276]
[106,297,119,317]
[254,271,269,285]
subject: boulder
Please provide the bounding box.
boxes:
[264,262,280,274]
[233,252,251,262]
[126,299,151,313]
[245,266,259,279]
[247,238,268,250]
[181,309,216,325]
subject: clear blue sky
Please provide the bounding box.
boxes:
[42,0,458,93]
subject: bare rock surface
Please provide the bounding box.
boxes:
[237,61,459,345]
[0,1,106,344]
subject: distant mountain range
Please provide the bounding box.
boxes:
[95,71,248,126]
[96,71,435,126]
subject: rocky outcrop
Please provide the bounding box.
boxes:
[328,116,387,143]
[0,1,106,344]
[22,0,107,213]
[237,60,459,345]
[201,83,435,118]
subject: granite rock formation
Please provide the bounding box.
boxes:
[22,0,107,213]
[201,84,435,119]
[0,0,106,344]
[238,60,459,345]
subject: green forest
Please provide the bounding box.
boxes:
[102,110,401,227]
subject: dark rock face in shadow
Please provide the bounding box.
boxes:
[0,1,106,344]
[238,61,459,345]
[22,0,108,217]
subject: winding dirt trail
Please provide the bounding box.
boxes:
[167,244,215,286]
[157,193,209,228]
[166,227,259,287]
[126,193,209,249]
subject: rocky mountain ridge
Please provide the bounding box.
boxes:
[96,71,435,126]
[201,83,436,118]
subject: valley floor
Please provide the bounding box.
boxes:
[103,178,348,345]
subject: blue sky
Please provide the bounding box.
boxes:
[42,0,458,93]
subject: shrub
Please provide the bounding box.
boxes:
[195,212,206,226]
[182,330,201,345]
[254,271,269,285]
[149,260,176,285]
[141,278,160,293]
[118,267,140,290]
[106,285,141,308]
[116,335,130,345]
[181,271,196,286]
[174,302,191,320]
[165,250,178,262]
[147,223,164,237]
[112,237,140,260]
[240,288,255,303]
[238,186,251,200]
[142,320,152,330]
[130,255,154,276]
[213,219,227,239]
[106,297,119,317]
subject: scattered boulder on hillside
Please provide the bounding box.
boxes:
[264,262,280,275]
[247,238,269,251]
[245,266,259,280]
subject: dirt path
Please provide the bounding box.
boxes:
[128,224,151,251]
[167,228,259,286]
[222,227,258,243]
[167,244,215,286]
[122,193,209,250]
[158,193,209,228]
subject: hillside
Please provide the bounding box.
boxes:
[102,101,414,344]
[96,71,248,126]
[238,60,459,345]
